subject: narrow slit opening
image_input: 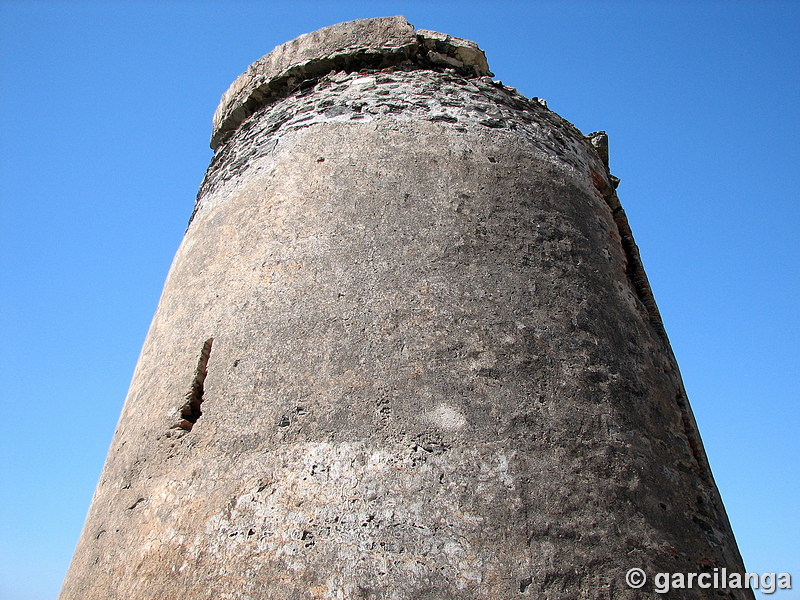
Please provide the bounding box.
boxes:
[173,338,214,432]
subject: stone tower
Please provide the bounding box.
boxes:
[60,17,752,600]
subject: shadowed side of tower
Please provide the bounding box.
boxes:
[60,17,751,600]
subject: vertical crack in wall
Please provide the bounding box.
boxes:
[586,134,715,489]
[609,201,668,340]
[675,390,712,486]
[173,338,214,432]
[609,188,716,489]
[586,133,667,341]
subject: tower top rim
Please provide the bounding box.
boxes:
[210,16,492,150]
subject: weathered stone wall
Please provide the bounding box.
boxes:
[60,17,751,600]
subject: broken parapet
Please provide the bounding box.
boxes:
[211,16,491,149]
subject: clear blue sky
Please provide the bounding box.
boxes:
[0,2,797,599]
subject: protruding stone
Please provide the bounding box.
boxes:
[416,29,491,77]
[587,130,610,167]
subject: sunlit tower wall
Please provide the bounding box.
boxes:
[60,17,752,600]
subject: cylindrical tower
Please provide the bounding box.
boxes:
[61,17,751,600]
